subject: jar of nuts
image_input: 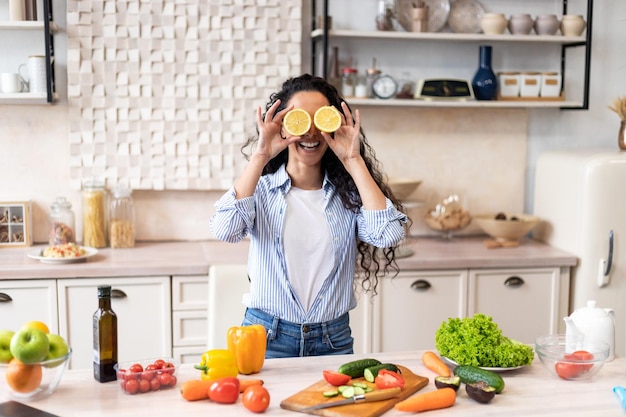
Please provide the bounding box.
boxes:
[424,194,472,239]
[109,184,135,248]
[48,196,76,245]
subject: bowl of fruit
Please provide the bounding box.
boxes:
[474,212,540,242]
[0,322,72,401]
[115,357,180,394]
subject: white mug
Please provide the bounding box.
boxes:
[19,55,47,94]
[0,72,26,93]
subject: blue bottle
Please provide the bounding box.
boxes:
[472,45,497,100]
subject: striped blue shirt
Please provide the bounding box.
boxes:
[210,164,407,323]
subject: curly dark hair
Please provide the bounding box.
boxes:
[241,74,410,294]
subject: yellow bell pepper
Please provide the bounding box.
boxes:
[193,349,239,380]
[227,324,267,375]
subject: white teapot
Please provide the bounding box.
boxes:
[564,300,615,361]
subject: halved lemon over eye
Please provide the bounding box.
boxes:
[314,105,342,133]
[283,108,312,137]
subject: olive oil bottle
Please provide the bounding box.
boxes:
[93,285,118,382]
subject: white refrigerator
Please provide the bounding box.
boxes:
[533,149,626,359]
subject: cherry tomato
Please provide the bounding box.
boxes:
[138,378,151,393]
[168,374,178,387]
[150,377,161,391]
[242,385,271,413]
[129,363,144,373]
[374,369,405,389]
[161,362,176,375]
[322,370,351,387]
[209,377,241,404]
[159,372,173,388]
[153,359,166,369]
[124,379,139,394]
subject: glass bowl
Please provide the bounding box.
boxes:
[424,194,471,239]
[114,357,179,395]
[535,335,609,381]
[0,348,72,401]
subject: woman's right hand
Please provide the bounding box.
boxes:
[254,99,298,162]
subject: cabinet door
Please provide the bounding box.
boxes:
[373,270,468,352]
[468,267,564,344]
[57,276,172,370]
[0,280,58,332]
[350,282,374,354]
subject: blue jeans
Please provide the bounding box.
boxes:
[242,308,354,358]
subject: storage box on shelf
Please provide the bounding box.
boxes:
[0,201,32,247]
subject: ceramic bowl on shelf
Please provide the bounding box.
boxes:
[480,13,508,35]
[474,212,540,242]
[0,348,72,401]
[535,335,609,381]
[388,178,422,201]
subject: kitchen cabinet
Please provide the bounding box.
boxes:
[172,275,209,364]
[310,0,593,109]
[0,279,58,332]
[0,0,56,104]
[57,276,172,370]
[468,266,570,344]
[371,266,570,353]
[372,270,468,352]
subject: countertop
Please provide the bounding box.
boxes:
[0,237,577,280]
[3,350,624,417]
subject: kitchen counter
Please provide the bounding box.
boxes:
[3,350,623,417]
[0,237,576,279]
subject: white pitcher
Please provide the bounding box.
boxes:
[564,300,615,361]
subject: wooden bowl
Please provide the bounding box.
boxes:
[474,213,540,242]
[388,178,422,201]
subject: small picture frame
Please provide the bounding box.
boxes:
[0,201,32,247]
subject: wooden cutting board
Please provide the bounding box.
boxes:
[280,365,429,417]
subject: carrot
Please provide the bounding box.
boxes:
[180,379,214,401]
[394,387,456,413]
[421,351,451,377]
[238,378,264,393]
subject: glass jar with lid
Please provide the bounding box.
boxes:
[109,184,135,248]
[48,196,75,245]
[341,67,358,98]
[82,178,108,248]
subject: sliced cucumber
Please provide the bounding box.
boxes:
[363,363,400,383]
[323,389,339,398]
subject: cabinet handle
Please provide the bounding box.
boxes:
[410,280,431,291]
[504,276,525,287]
[0,292,13,302]
[111,289,127,299]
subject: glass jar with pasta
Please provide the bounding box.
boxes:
[109,184,135,248]
[82,178,108,248]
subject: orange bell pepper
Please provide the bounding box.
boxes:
[227,324,266,375]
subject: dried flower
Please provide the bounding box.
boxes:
[608,96,626,121]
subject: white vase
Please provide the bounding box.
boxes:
[560,14,586,36]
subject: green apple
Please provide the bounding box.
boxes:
[0,329,15,363]
[10,328,50,364]
[45,333,69,366]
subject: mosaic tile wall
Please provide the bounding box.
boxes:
[66,0,302,190]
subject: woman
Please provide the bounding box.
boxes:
[210,74,408,358]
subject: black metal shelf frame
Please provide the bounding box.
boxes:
[43,0,55,103]
[311,0,593,111]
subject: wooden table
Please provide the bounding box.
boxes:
[3,350,624,417]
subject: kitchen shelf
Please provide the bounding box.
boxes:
[311,0,593,110]
[0,0,56,104]
[346,97,583,109]
[311,29,587,46]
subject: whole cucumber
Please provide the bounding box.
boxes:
[337,358,382,378]
[453,365,505,394]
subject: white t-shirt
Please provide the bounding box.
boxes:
[283,187,334,313]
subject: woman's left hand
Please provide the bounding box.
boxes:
[323,102,362,167]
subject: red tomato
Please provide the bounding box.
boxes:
[150,377,161,391]
[129,363,144,373]
[124,379,139,394]
[161,362,176,375]
[138,378,151,393]
[158,372,172,388]
[168,374,177,387]
[209,377,241,404]
[322,370,351,387]
[565,350,594,371]
[242,385,271,413]
[153,359,166,369]
[374,369,405,389]
[555,361,584,379]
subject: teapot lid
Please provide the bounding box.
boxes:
[571,300,610,319]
